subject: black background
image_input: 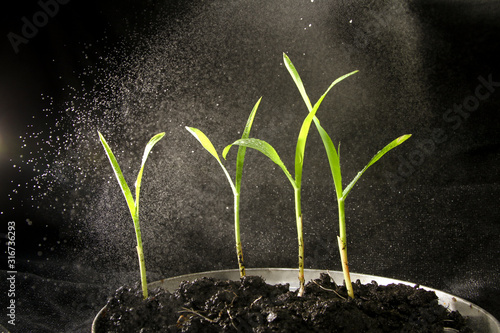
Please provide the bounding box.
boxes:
[1,0,499,332]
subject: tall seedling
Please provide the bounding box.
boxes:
[185,98,261,278]
[98,131,165,299]
[223,78,351,295]
[283,53,411,298]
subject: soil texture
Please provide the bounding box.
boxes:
[94,273,473,332]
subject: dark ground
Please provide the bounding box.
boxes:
[0,1,499,332]
[95,274,473,332]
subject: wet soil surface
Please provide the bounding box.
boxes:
[95,273,473,332]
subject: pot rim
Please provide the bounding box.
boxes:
[92,268,500,332]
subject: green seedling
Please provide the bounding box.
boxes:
[223,135,306,295]
[185,98,261,278]
[223,56,360,296]
[222,94,328,295]
[283,53,411,298]
[98,131,165,299]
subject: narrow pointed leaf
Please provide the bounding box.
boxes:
[186,126,236,194]
[294,69,357,188]
[284,53,359,115]
[294,101,321,188]
[225,138,295,188]
[316,69,359,110]
[235,97,262,192]
[342,134,412,200]
[307,68,360,129]
[186,127,222,163]
[98,131,136,218]
[134,132,165,215]
[315,121,343,199]
[304,70,358,196]
[222,142,232,160]
[284,53,358,189]
[283,53,313,110]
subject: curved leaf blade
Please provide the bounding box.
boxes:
[186,127,221,163]
[98,131,136,218]
[235,97,262,191]
[315,70,359,111]
[225,138,295,188]
[295,102,320,188]
[186,126,236,194]
[135,132,165,213]
[284,53,358,189]
[342,134,412,200]
[284,52,359,115]
[315,121,343,199]
[240,97,262,141]
[283,53,313,110]
[294,68,357,188]
[304,70,357,192]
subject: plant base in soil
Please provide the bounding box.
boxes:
[95,273,473,332]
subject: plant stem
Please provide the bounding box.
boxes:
[337,199,354,298]
[234,193,245,277]
[294,187,305,296]
[134,217,148,299]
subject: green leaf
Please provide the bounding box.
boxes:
[98,131,165,220]
[315,70,359,110]
[240,98,262,141]
[235,97,262,192]
[283,53,359,115]
[283,52,358,133]
[98,131,163,300]
[315,121,343,199]
[186,126,236,194]
[222,142,232,160]
[284,53,358,189]
[294,101,320,188]
[98,131,136,219]
[186,127,222,163]
[283,53,313,110]
[292,73,359,188]
[342,134,412,200]
[135,132,165,215]
[225,138,296,188]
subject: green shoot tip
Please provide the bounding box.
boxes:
[397,134,412,143]
[222,145,232,160]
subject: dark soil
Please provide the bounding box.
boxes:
[94,273,473,332]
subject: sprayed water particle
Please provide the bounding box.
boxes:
[6,1,430,276]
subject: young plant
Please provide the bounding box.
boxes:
[185,97,261,278]
[223,57,360,297]
[283,53,411,298]
[98,131,165,299]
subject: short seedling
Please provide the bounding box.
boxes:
[98,131,165,299]
[185,98,261,278]
[283,53,411,298]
